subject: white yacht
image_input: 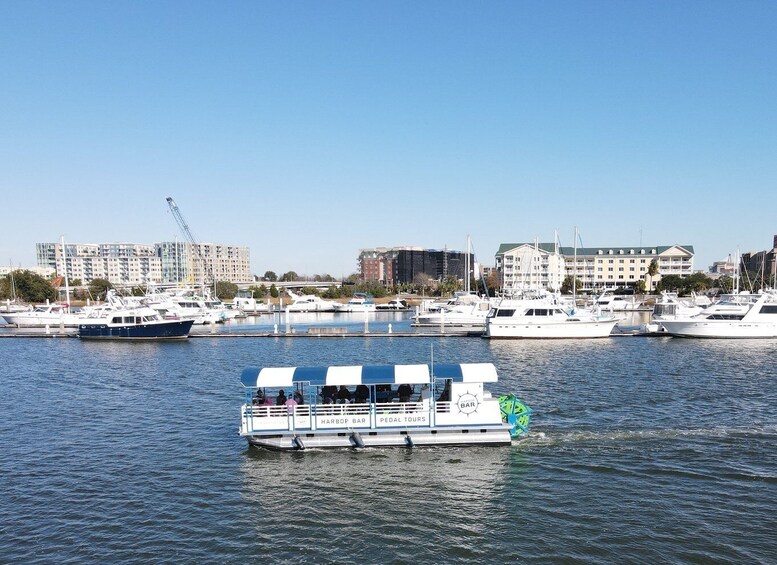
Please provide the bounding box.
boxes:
[284,290,338,312]
[413,293,493,326]
[593,290,644,311]
[334,293,377,313]
[485,295,620,339]
[642,292,705,333]
[659,291,777,338]
[1,303,84,328]
[376,298,410,311]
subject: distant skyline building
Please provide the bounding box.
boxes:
[358,246,474,286]
[36,241,251,286]
[496,243,695,292]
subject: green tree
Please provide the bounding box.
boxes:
[561,275,584,294]
[5,270,57,303]
[633,280,647,294]
[131,285,147,296]
[263,271,278,282]
[300,286,320,295]
[321,285,343,299]
[656,274,684,294]
[269,284,279,298]
[215,280,238,299]
[437,276,461,297]
[647,259,659,293]
[280,271,298,282]
[716,275,733,293]
[88,278,113,301]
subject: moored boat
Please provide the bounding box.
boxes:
[485,295,620,338]
[239,362,531,450]
[1,303,84,328]
[334,292,377,313]
[659,291,777,338]
[77,294,194,340]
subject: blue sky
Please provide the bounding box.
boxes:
[1,1,775,276]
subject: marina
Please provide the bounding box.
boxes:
[1,334,775,562]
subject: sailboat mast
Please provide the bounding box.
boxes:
[573,226,578,303]
[465,235,471,294]
[60,235,71,308]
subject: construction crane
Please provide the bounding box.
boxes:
[166,197,210,287]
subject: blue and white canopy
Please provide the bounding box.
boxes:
[240,363,498,388]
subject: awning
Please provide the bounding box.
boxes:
[240,363,499,388]
[432,363,499,383]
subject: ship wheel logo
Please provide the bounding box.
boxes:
[456,391,479,416]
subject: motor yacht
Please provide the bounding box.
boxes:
[485,294,620,338]
[659,291,777,338]
[334,292,377,313]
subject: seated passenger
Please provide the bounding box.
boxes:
[417,384,431,402]
[437,380,451,402]
[321,385,337,403]
[276,389,287,405]
[253,389,266,405]
[293,390,304,405]
[375,384,391,402]
[337,385,352,404]
[354,384,370,403]
[397,383,413,403]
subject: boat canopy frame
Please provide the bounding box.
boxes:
[240,363,498,389]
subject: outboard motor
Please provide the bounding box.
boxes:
[292,435,306,450]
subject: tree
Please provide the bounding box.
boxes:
[280,271,298,282]
[321,285,343,299]
[88,278,113,301]
[3,270,57,303]
[215,280,238,299]
[269,284,279,298]
[717,275,733,293]
[646,259,659,293]
[561,275,584,294]
[413,273,432,296]
[633,280,647,294]
[437,276,461,297]
[656,275,684,293]
[263,271,278,282]
[300,286,320,295]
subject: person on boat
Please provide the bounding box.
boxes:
[293,390,304,405]
[276,389,287,405]
[375,384,391,402]
[321,385,337,403]
[253,389,266,405]
[437,380,451,402]
[354,384,369,403]
[417,384,431,402]
[337,385,352,404]
[397,383,413,403]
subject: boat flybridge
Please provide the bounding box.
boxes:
[239,362,531,450]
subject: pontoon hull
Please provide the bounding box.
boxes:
[244,426,513,450]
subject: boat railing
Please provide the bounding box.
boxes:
[243,400,427,419]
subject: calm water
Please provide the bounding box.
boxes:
[1,334,776,563]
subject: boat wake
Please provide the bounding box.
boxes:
[517,425,777,447]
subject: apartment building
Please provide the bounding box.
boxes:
[36,241,251,286]
[496,243,695,292]
[358,246,474,286]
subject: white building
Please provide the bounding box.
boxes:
[496,243,695,292]
[36,241,251,286]
[495,243,566,292]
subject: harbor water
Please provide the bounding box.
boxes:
[1,333,776,563]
